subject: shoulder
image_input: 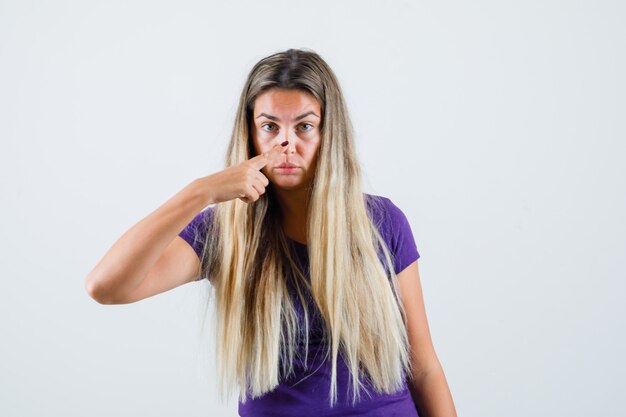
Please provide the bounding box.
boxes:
[185,205,216,232]
[178,205,216,256]
[364,193,410,230]
[364,193,420,274]
[195,205,216,222]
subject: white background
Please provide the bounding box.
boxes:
[1,1,624,416]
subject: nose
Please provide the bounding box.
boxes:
[279,131,296,153]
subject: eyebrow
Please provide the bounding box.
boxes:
[255,111,320,122]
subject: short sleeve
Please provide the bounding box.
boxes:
[384,198,420,274]
[178,206,215,280]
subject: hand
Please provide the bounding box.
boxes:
[202,141,288,204]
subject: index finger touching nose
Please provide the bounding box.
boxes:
[252,140,289,170]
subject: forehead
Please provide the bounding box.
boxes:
[253,88,320,115]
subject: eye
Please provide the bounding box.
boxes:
[261,123,276,132]
[300,123,314,132]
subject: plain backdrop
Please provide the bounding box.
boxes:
[1,1,624,416]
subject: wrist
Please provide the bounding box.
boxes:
[187,176,216,207]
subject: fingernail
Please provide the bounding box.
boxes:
[280,140,289,146]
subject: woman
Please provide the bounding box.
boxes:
[85,48,457,417]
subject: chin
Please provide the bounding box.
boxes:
[274,182,304,190]
[271,178,308,190]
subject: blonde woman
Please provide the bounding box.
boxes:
[85,48,457,417]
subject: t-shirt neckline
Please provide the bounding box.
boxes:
[288,237,307,247]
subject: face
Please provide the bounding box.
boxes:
[251,88,322,191]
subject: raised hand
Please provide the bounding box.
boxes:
[202,141,289,204]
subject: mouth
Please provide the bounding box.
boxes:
[275,166,300,173]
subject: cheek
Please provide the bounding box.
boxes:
[252,132,274,152]
[304,144,321,164]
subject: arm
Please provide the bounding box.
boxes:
[84,142,287,305]
[84,177,213,304]
[396,260,458,417]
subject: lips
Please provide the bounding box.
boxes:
[277,163,298,168]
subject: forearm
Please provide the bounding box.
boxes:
[85,177,212,303]
[407,363,458,417]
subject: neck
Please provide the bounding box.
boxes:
[273,186,310,243]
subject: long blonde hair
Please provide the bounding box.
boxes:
[198,48,413,407]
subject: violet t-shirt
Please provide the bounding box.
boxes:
[179,193,421,417]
